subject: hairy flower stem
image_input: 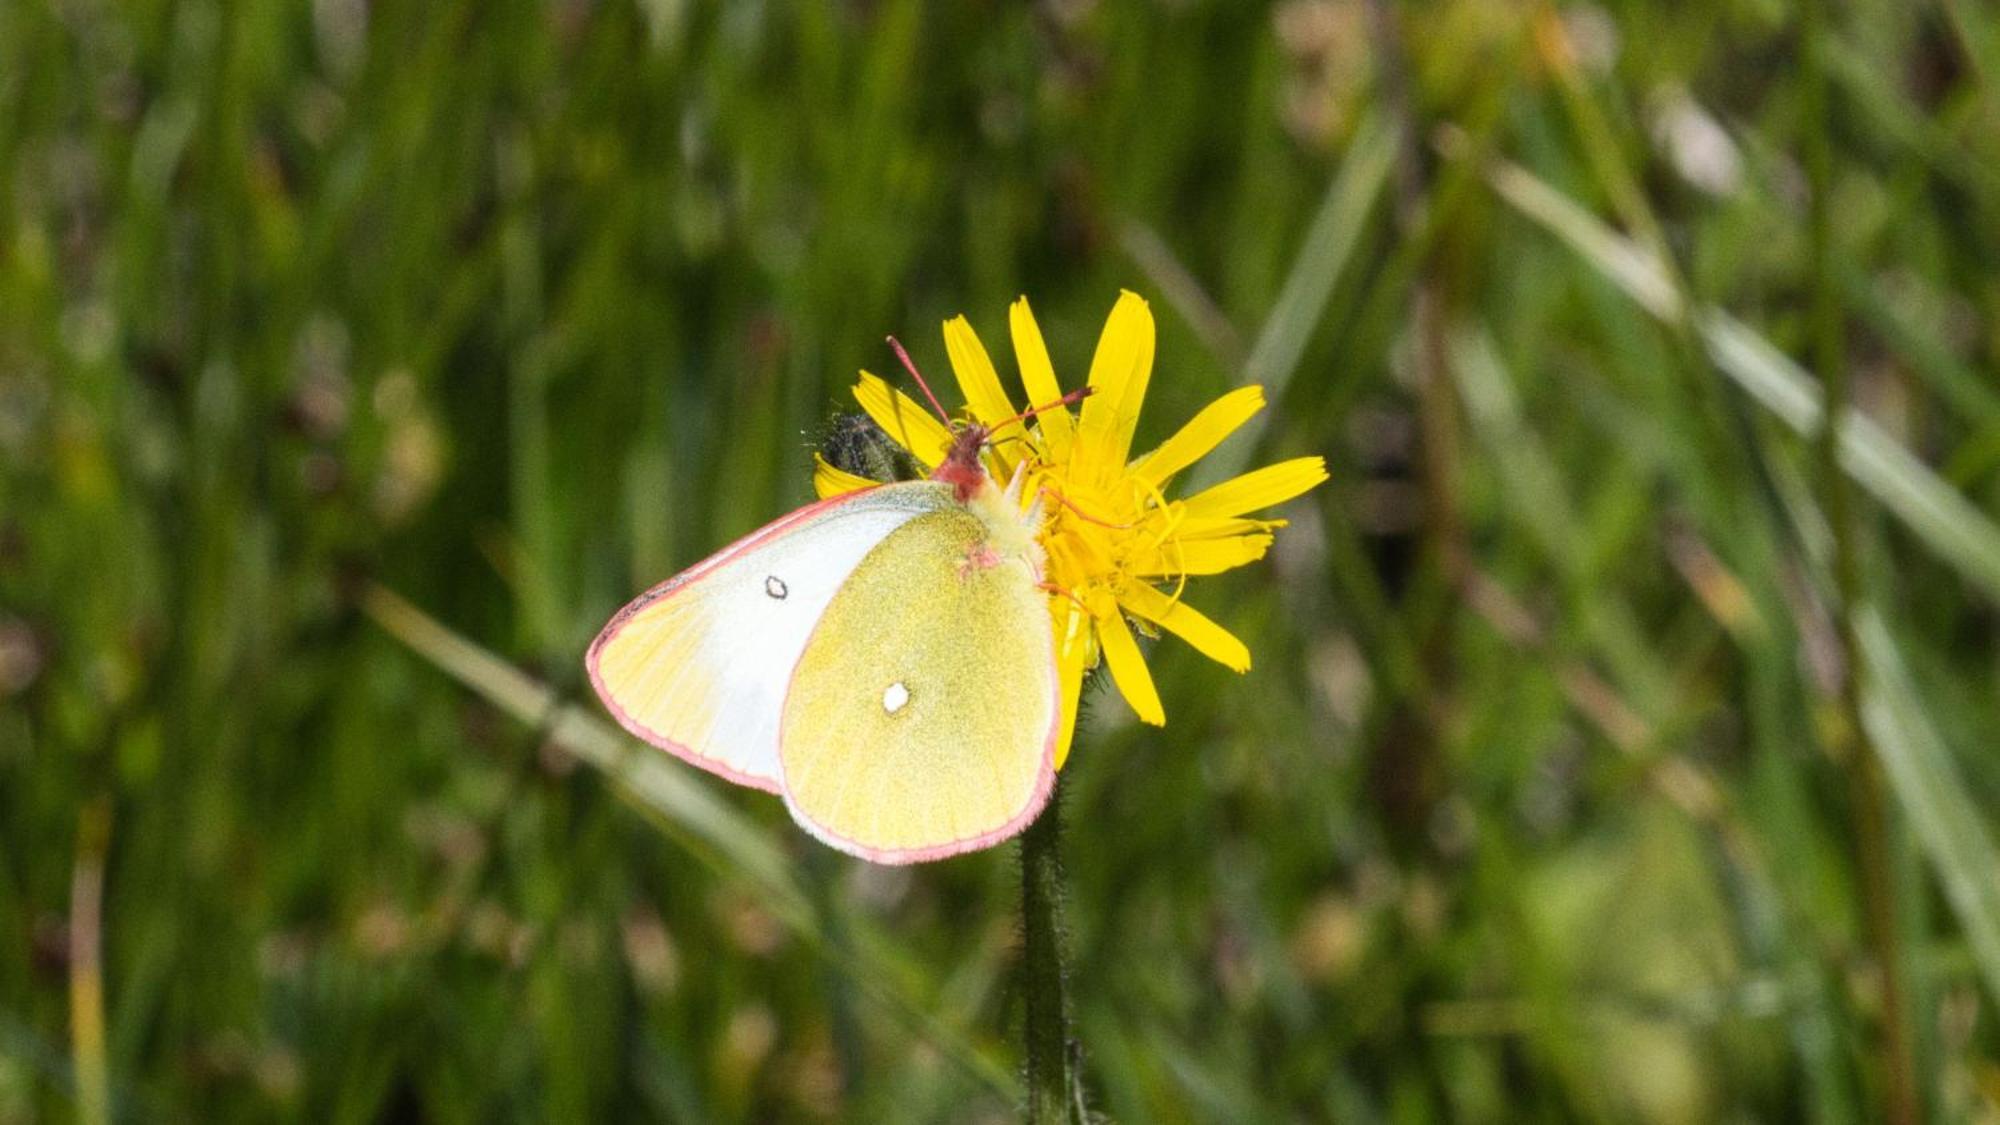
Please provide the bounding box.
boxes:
[1021,788,1083,1123]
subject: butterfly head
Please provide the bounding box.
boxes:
[884,334,1092,504]
[934,421,996,503]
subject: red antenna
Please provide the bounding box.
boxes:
[886,336,954,427]
[992,386,1093,431]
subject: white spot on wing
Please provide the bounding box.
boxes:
[882,681,910,714]
[660,487,951,781]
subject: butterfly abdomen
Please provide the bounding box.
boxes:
[820,413,922,484]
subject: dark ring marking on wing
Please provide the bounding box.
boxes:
[765,576,788,599]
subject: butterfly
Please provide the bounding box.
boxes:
[587,356,1085,864]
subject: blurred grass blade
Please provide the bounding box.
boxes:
[1856,611,2000,1007]
[1842,268,2000,430]
[360,585,804,915]
[1821,37,2000,206]
[1448,323,1683,714]
[360,585,1017,1096]
[1243,114,1395,393]
[1448,326,1584,564]
[1939,0,2000,87]
[1494,150,2000,1009]
[1699,313,2000,589]
[1200,114,1396,482]
[1118,220,1245,370]
[68,798,110,1125]
[1486,154,2000,601]
[1482,154,1682,319]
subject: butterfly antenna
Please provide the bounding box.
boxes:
[886,336,954,427]
[1038,580,1089,610]
[992,385,1094,431]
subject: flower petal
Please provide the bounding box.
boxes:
[1119,583,1251,673]
[1051,603,1092,769]
[1096,607,1165,725]
[1181,456,1328,519]
[1132,385,1265,486]
[853,370,952,469]
[1132,533,1274,577]
[1011,297,1073,460]
[1075,291,1155,484]
[1174,515,1288,541]
[943,315,1026,472]
[812,453,878,499]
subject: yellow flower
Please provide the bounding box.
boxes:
[816,291,1328,767]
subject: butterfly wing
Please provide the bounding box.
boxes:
[586,483,957,790]
[778,504,1059,863]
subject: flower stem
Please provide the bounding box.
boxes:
[1020,788,1082,1123]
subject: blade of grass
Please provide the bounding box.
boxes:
[1242,114,1396,395]
[1842,267,2000,432]
[68,798,109,1125]
[1448,324,1681,717]
[360,585,1017,1096]
[1116,220,1245,371]
[1772,456,2000,1015]
[1820,36,2000,205]
[1482,152,2000,602]
[1765,381,2000,1019]
[1802,0,1917,1107]
[1116,115,1432,720]
[1486,142,2000,1070]
[361,584,801,911]
[1451,319,1863,1118]
[1192,114,1396,483]
[1938,0,2000,89]
[1856,612,2000,1009]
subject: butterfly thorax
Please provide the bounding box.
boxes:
[929,422,1045,579]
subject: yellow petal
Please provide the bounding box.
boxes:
[943,317,1020,431]
[1132,385,1265,486]
[1181,456,1328,519]
[1011,297,1073,460]
[1175,515,1288,541]
[1051,604,1092,769]
[1119,583,1250,673]
[943,316,1025,478]
[1097,607,1165,725]
[1043,535,1112,600]
[853,370,952,469]
[1132,533,1273,577]
[812,453,879,499]
[1075,291,1155,483]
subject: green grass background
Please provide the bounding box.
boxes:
[7,0,2000,1120]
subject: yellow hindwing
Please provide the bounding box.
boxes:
[779,507,1058,862]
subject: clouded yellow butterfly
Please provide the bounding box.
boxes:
[587,358,1074,864]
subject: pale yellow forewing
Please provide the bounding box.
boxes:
[586,484,955,790]
[779,507,1059,863]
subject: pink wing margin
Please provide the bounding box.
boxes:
[584,486,885,794]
